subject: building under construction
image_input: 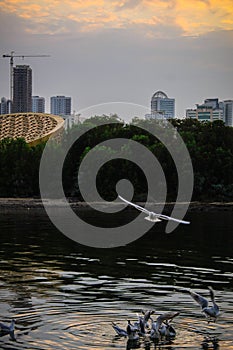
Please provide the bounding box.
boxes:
[12,65,32,113]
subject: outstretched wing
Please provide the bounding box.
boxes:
[119,196,190,224]
[118,195,150,215]
[142,310,155,323]
[155,312,179,332]
[111,322,127,336]
[0,323,10,332]
[158,213,190,224]
[208,286,215,303]
[189,290,208,309]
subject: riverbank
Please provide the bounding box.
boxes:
[0,198,233,211]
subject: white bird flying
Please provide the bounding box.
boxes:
[189,287,220,322]
[118,195,190,224]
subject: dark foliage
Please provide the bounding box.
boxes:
[0,117,233,201]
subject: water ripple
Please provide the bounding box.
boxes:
[0,210,233,348]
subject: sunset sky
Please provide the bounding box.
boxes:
[0,0,233,117]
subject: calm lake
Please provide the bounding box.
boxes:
[0,208,233,349]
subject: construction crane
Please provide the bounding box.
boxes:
[2,51,50,102]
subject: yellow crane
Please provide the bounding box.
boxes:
[2,51,50,102]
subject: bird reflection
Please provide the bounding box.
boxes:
[126,339,141,349]
[201,336,219,349]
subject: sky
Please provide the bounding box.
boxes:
[0,0,233,118]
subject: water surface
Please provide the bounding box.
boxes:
[0,209,233,349]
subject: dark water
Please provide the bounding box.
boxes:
[0,208,233,349]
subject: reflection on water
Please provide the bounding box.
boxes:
[0,209,233,349]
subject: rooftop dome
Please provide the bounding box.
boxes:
[0,112,65,146]
[152,91,168,99]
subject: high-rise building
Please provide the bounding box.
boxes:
[50,96,71,116]
[224,100,233,127]
[12,65,32,113]
[0,97,11,114]
[32,96,45,113]
[146,91,175,119]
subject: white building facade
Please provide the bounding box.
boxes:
[186,106,224,122]
[186,98,225,123]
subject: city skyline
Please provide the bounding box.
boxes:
[0,1,233,118]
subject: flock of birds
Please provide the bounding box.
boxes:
[0,287,220,343]
[112,310,178,341]
[111,287,220,343]
[114,198,221,343]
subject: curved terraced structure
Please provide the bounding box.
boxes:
[0,113,65,146]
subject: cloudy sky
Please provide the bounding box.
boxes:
[0,0,233,118]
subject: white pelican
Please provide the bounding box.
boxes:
[118,195,190,224]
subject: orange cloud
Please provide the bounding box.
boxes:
[174,0,233,35]
[0,0,233,36]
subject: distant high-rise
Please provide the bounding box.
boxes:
[12,65,32,113]
[224,100,233,127]
[146,91,175,119]
[0,97,11,114]
[32,96,45,113]
[50,96,71,116]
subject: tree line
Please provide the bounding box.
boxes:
[0,116,233,202]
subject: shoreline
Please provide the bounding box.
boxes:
[0,198,233,211]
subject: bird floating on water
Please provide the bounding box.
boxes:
[112,320,139,340]
[118,195,190,224]
[141,310,155,324]
[150,311,179,340]
[126,320,140,341]
[135,310,155,336]
[112,310,179,342]
[188,287,220,322]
